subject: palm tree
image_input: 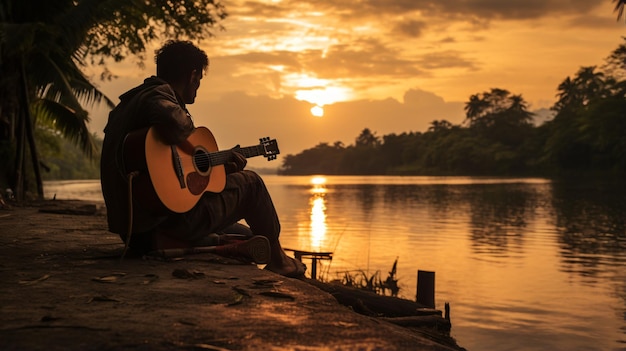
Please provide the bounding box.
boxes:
[464,94,489,123]
[1,1,114,199]
[0,0,227,200]
[355,128,381,148]
[506,94,533,126]
[615,0,626,21]
[554,66,607,114]
[574,66,606,99]
[428,120,453,133]
[464,88,519,127]
[554,77,579,112]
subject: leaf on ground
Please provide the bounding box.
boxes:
[91,272,126,283]
[191,343,231,350]
[177,319,197,326]
[19,274,50,285]
[252,279,283,286]
[227,293,245,306]
[143,274,159,284]
[87,295,120,303]
[258,291,295,300]
[232,286,251,297]
[40,315,62,322]
[172,269,205,279]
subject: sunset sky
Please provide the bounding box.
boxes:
[89,0,625,168]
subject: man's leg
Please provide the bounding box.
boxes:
[185,170,279,237]
[184,170,305,277]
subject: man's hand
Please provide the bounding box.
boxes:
[225,147,247,174]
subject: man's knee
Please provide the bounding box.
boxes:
[226,170,265,189]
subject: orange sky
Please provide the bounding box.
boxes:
[89,0,625,168]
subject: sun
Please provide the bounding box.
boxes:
[311,105,324,117]
[288,73,352,117]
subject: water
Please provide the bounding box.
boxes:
[44,176,626,351]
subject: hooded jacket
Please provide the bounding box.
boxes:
[100,76,194,235]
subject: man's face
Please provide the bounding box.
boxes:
[183,69,203,104]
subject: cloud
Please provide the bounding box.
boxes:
[416,51,478,70]
[208,36,477,95]
[393,20,428,38]
[430,0,598,20]
[230,1,290,17]
[85,0,624,160]
[183,88,465,168]
[281,0,601,21]
[311,39,427,78]
[567,13,625,29]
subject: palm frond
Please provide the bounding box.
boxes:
[615,0,626,21]
[36,53,115,110]
[31,98,98,159]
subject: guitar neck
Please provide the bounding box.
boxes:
[208,145,265,165]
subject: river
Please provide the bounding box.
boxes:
[43,175,626,351]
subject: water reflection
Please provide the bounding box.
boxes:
[466,184,541,258]
[550,178,626,285]
[279,176,626,350]
[42,176,626,350]
[309,176,327,250]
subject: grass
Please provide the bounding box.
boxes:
[333,257,400,297]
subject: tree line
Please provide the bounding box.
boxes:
[22,38,626,182]
[36,129,102,180]
[279,41,626,177]
[3,2,626,199]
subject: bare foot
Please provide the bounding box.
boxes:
[265,250,306,278]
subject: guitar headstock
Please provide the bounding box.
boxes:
[259,137,280,161]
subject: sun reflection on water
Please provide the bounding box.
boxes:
[309,176,327,250]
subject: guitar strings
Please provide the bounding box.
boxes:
[183,145,266,167]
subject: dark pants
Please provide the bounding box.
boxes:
[147,170,281,249]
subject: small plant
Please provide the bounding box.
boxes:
[381,257,400,297]
[337,257,400,297]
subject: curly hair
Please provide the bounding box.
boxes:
[155,40,209,84]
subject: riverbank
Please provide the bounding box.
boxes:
[0,199,465,351]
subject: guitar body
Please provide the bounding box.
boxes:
[123,126,278,215]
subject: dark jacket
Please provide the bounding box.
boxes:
[100,76,194,235]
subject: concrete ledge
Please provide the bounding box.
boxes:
[0,200,465,350]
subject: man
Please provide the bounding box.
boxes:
[100,40,305,277]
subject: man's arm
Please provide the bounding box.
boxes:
[147,85,195,145]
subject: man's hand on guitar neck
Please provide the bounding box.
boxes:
[225,146,247,174]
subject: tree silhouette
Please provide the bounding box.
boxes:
[0,0,227,200]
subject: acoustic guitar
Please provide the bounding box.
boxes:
[123,126,279,214]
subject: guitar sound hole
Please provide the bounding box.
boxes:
[194,150,211,173]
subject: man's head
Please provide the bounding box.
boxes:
[155,40,209,104]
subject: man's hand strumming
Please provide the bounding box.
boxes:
[225,147,247,173]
